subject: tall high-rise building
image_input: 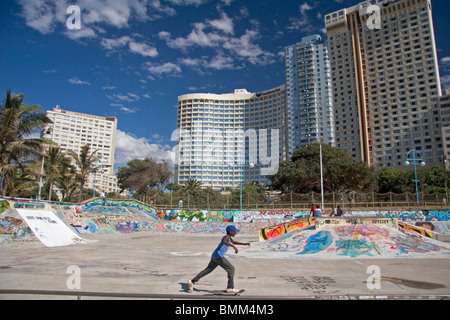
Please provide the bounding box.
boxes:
[174,86,287,189]
[440,89,450,169]
[325,0,442,168]
[285,35,335,158]
[42,106,121,194]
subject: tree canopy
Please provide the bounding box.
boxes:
[269,143,378,194]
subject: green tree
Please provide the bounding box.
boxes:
[117,158,172,203]
[68,144,109,202]
[270,143,377,194]
[56,163,78,202]
[419,166,449,194]
[0,89,52,196]
[230,181,267,207]
[42,146,74,200]
[183,179,203,194]
[377,168,413,194]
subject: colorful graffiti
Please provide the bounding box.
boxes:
[341,210,450,221]
[259,218,315,241]
[12,202,45,210]
[81,199,157,217]
[398,221,435,239]
[297,231,333,255]
[234,210,306,223]
[0,216,33,240]
[0,201,10,214]
[155,209,235,222]
[240,223,450,259]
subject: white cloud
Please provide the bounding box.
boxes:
[208,12,234,35]
[102,86,117,90]
[17,0,175,38]
[128,41,159,57]
[107,92,141,103]
[166,0,208,6]
[143,62,182,76]
[287,2,317,32]
[115,130,174,166]
[100,35,158,57]
[159,12,276,70]
[68,77,91,85]
[440,75,450,91]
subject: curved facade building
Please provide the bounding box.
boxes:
[174,85,287,190]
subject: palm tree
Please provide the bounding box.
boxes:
[68,144,109,202]
[183,179,203,194]
[0,89,53,196]
[43,146,74,200]
[56,164,78,202]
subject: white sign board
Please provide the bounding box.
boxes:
[17,209,87,247]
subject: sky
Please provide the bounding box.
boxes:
[1,0,450,170]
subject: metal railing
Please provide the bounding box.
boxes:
[0,289,447,300]
[0,289,311,300]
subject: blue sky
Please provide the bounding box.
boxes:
[1,0,450,168]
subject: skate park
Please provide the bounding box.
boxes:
[1,197,450,300]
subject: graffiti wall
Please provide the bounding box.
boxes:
[0,201,10,214]
[341,210,450,221]
[240,224,450,259]
[81,198,157,216]
[152,208,450,223]
[0,209,36,245]
[259,218,315,241]
[398,221,450,242]
[69,216,268,235]
[315,217,398,229]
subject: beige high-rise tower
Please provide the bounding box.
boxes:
[325,0,442,168]
[42,106,121,194]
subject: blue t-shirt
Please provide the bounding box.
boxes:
[212,236,230,259]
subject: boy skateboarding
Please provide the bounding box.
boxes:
[188,225,250,294]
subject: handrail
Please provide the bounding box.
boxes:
[0,289,309,300]
[0,289,448,300]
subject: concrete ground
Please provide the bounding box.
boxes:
[0,231,449,300]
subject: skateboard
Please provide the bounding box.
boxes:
[193,288,245,296]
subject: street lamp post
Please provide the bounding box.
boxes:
[319,141,324,211]
[440,154,449,205]
[405,148,426,206]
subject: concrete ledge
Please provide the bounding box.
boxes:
[315,217,398,229]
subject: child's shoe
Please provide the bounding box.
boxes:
[226,288,240,294]
[188,280,194,292]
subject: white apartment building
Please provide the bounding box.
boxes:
[325,0,442,168]
[42,106,121,194]
[175,86,287,189]
[285,34,335,158]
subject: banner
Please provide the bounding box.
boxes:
[17,209,87,247]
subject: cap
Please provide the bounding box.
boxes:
[226,225,240,233]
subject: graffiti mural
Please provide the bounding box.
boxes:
[0,201,10,214]
[297,231,333,255]
[0,216,32,239]
[82,199,157,218]
[259,218,315,241]
[240,223,450,259]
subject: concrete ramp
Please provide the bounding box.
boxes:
[241,221,450,259]
[398,221,450,242]
[16,209,87,247]
[259,218,315,241]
